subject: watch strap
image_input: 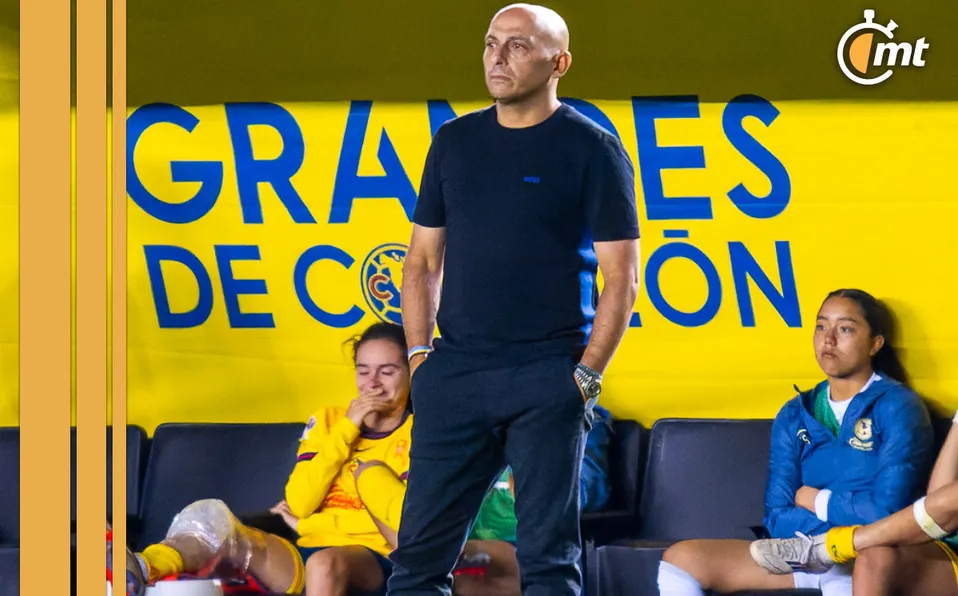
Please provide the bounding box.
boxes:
[575,362,602,382]
[574,363,603,398]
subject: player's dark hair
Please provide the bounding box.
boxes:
[823,289,909,386]
[344,322,409,368]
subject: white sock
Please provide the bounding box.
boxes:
[819,563,854,596]
[657,560,705,596]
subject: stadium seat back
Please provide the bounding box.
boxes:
[0,547,19,596]
[70,425,148,525]
[590,545,665,596]
[604,420,645,513]
[580,419,647,545]
[639,418,773,541]
[113,425,148,519]
[138,423,303,548]
[0,429,17,545]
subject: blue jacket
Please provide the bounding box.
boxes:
[581,405,613,513]
[763,375,935,538]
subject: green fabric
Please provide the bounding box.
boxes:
[468,469,517,542]
[943,533,958,553]
[812,385,842,437]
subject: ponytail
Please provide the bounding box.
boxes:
[871,343,909,386]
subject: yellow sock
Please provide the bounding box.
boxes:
[141,543,185,583]
[825,526,860,564]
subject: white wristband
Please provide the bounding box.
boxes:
[913,497,948,540]
[814,489,832,522]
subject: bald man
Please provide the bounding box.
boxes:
[391,4,640,595]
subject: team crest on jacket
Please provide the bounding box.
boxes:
[849,417,874,451]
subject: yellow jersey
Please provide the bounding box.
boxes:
[284,407,413,556]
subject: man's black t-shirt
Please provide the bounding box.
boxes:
[413,103,640,360]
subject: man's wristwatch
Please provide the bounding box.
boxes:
[574,363,603,401]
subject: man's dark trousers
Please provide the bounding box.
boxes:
[386,347,593,596]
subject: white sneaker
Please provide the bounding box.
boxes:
[749,532,833,574]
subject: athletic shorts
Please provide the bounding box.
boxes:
[296,546,392,596]
[934,540,958,591]
[792,563,854,594]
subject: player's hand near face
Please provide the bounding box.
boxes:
[345,390,393,428]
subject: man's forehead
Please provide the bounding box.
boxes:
[487,20,537,39]
[486,30,537,44]
[487,6,567,49]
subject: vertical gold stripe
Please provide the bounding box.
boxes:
[111,0,129,589]
[77,0,108,591]
[19,0,72,592]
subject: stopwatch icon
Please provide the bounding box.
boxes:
[837,9,898,86]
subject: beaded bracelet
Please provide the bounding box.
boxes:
[407,345,433,361]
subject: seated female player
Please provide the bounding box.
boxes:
[111,321,413,596]
[451,405,614,596]
[656,289,937,596]
[749,405,958,595]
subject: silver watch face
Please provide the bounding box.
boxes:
[575,367,601,397]
[586,381,601,397]
[577,376,599,396]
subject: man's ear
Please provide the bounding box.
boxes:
[554,51,572,78]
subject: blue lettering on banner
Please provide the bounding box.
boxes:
[645,233,723,327]
[328,100,418,224]
[728,241,801,327]
[144,244,215,328]
[131,96,801,331]
[294,245,366,328]
[128,104,225,224]
[633,96,712,221]
[722,95,791,219]
[628,231,802,329]
[225,102,315,224]
[215,244,275,328]
[427,100,458,137]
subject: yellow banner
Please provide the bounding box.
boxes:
[0,110,17,426]
[2,98,956,431]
